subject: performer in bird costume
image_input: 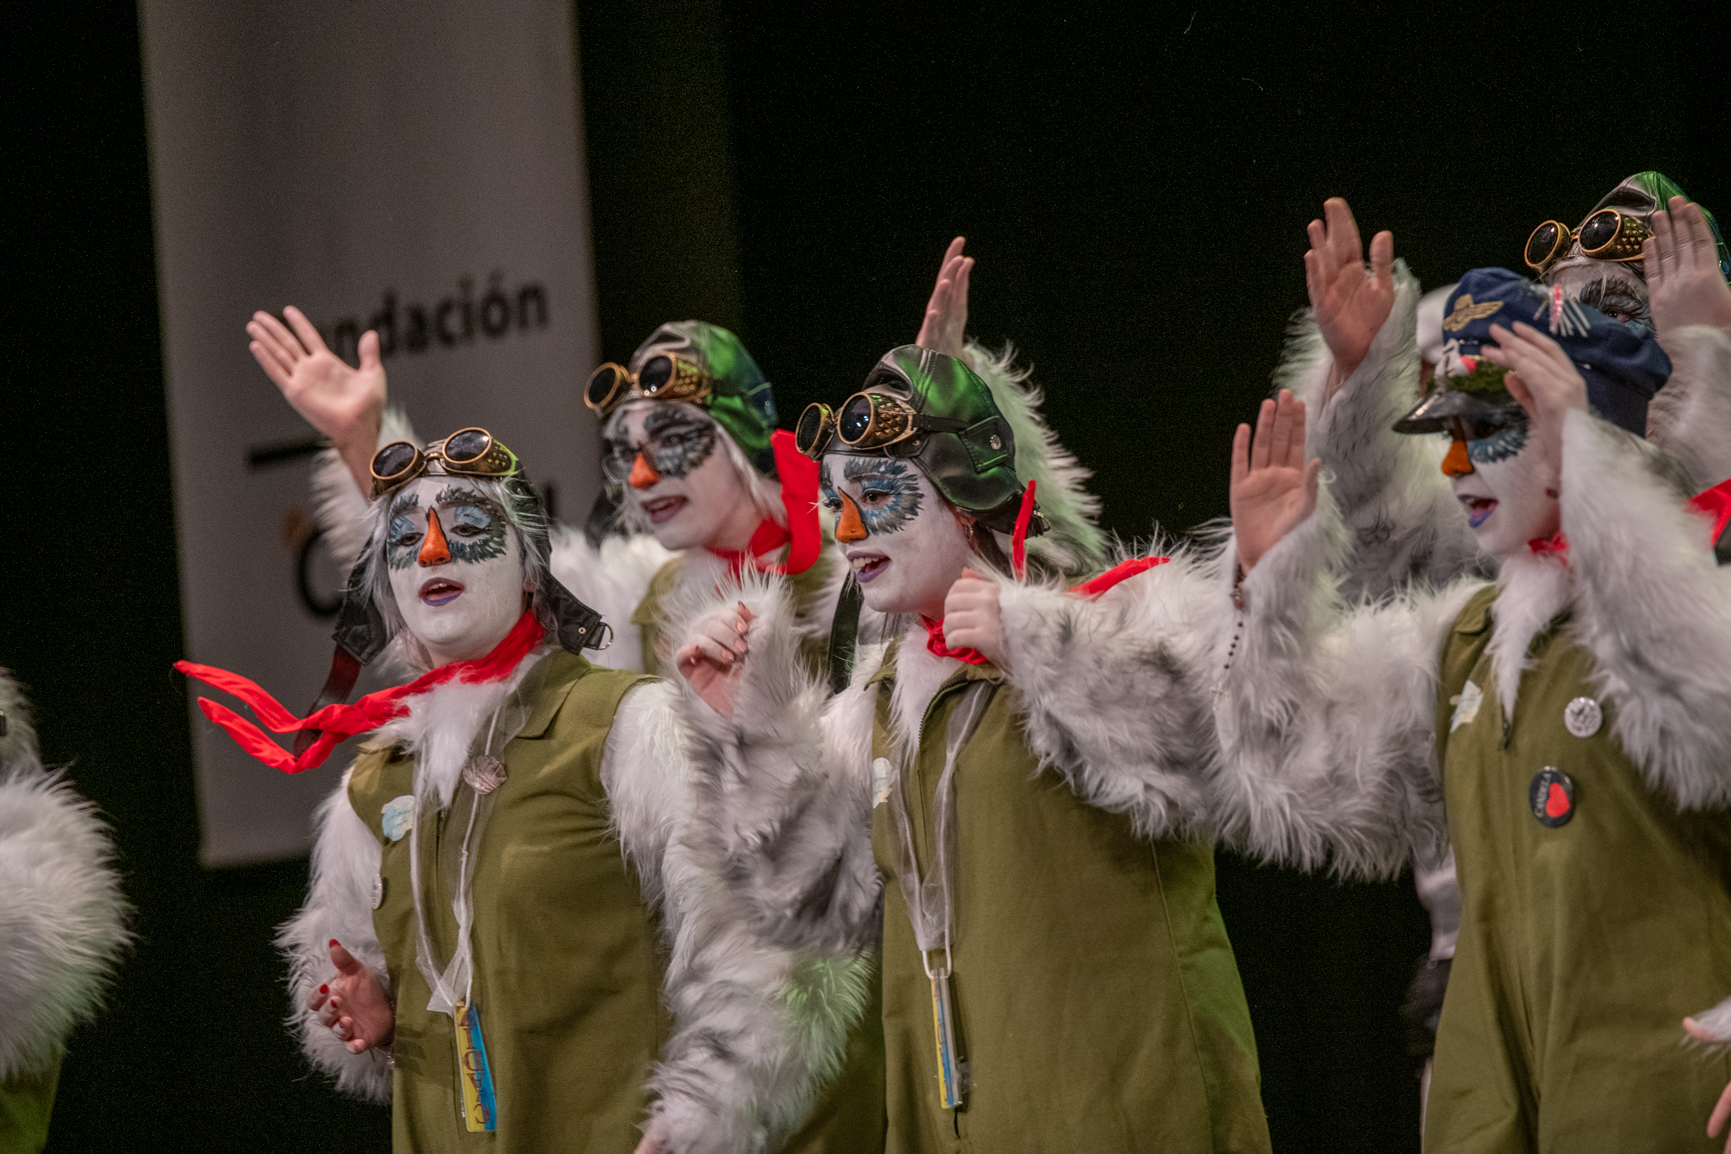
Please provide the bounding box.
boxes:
[1219,268,1731,1152]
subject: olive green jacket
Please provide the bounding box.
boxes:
[0,1061,58,1154]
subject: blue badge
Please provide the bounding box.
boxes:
[381,795,414,842]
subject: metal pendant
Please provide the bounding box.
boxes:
[370,874,385,910]
[1529,766,1576,828]
[462,754,508,795]
[1563,696,1603,739]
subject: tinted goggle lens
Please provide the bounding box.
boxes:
[639,355,674,395]
[372,440,419,480]
[1525,221,1566,270]
[587,365,624,410]
[795,403,834,458]
[838,394,876,444]
[444,428,492,464]
[1578,209,1622,254]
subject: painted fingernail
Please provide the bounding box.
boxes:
[329,938,339,947]
[319,984,328,993]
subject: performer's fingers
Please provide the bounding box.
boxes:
[1284,394,1309,468]
[329,938,364,975]
[1682,201,1713,268]
[284,306,331,355]
[1707,1075,1731,1138]
[738,602,756,625]
[249,340,294,390]
[1649,205,1675,282]
[954,256,973,312]
[1250,398,1277,472]
[940,235,966,269]
[358,329,383,373]
[1327,198,1362,263]
[251,310,303,359]
[1368,230,1394,284]
[1303,247,1322,307]
[1230,423,1251,488]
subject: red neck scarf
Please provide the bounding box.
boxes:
[709,429,823,580]
[1528,477,1731,560]
[175,610,547,774]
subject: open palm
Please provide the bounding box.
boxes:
[1306,198,1395,382]
[248,305,386,492]
[1646,196,1731,336]
[916,236,974,365]
[1230,390,1319,573]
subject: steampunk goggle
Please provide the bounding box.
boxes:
[583,353,712,417]
[1524,208,1653,274]
[795,391,968,459]
[370,427,522,500]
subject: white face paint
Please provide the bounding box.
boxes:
[605,402,761,552]
[821,452,974,619]
[384,477,527,665]
[1448,419,1562,559]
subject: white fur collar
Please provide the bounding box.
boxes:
[1487,552,1574,720]
[373,649,548,809]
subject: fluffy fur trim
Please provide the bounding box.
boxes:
[1688,993,1731,1051]
[1483,552,1573,721]
[1272,263,1488,598]
[601,680,694,909]
[649,839,877,1154]
[966,341,1106,573]
[1649,324,1731,489]
[1210,486,1465,878]
[995,549,1221,840]
[1560,409,1731,810]
[310,406,417,573]
[373,652,545,811]
[276,766,393,1101]
[0,675,130,1079]
[549,527,676,673]
[669,571,883,957]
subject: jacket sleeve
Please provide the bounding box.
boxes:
[604,679,875,1154]
[1559,408,1731,810]
[0,756,130,1082]
[670,574,883,959]
[993,554,1222,839]
[275,768,393,1101]
[1274,261,1486,599]
[1209,484,1471,878]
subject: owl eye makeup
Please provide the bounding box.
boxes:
[384,487,509,570]
[821,458,925,534]
[1466,422,1530,466]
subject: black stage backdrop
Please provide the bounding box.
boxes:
[6,2,1728,1150]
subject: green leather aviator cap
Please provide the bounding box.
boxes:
[629,321,780,477]
[820,345,1031,534]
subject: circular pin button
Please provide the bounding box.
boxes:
[370,875,385,910]
[1564,697,1603,739]
[1529,767,1576,828]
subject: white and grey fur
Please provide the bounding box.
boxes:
[994,548,1223,840]
[1648,324,1731,490]
[1273,261,1488,597]
[0,671,131,1082]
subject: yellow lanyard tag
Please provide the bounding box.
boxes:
[454,998,498,1132]
[929,968,966,1109]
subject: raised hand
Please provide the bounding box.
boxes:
[307,938,394,1054]
[248,306,386,495]
[942,567,1006,668]
[915,236,975,365]
[1481,321,1583,477]
[1230,389,1320,573]
[676,602,754,716]
[1305,198,1395,391]
[1646,196,1731,337]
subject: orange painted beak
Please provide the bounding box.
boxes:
[835,492,867,542]
[1441,437,1473,478]
[418,508,452,566]
[628,451,662,490]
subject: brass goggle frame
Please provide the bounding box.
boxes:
[1524,208,1653,274]
[370,427,522,499]
[796,391,968,459]
[583,353,712,417]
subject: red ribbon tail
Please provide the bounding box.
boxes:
[176,660,317,733]
[1069,556,1170,600]
[1011,479,1037,581]
[195,697,304,773]
[771,429,823,576]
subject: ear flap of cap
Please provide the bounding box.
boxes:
[537,572,610,653]
[331,555,389,665]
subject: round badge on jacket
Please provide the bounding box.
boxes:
[1530,767,1576,827]
[1563,696,1603,738]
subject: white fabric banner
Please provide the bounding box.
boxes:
[142,0,601,865]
